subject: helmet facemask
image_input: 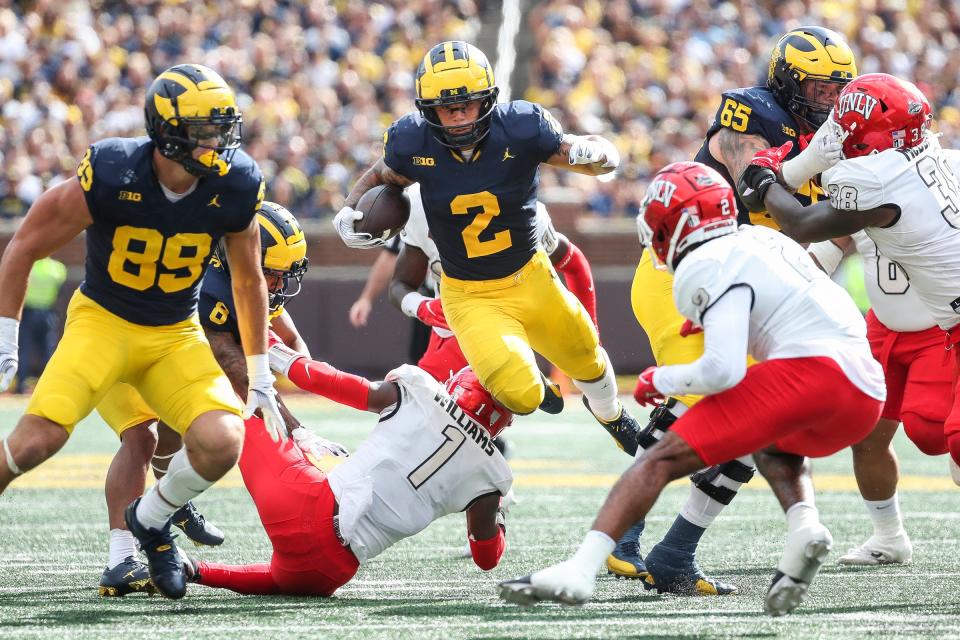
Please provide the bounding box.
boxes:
[154,111,242,177]
[417,87,499,149]
[264,258,308,313]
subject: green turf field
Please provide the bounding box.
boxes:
[1,396,959,639]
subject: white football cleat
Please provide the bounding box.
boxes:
[838,533,912,566]
[950,457,960,487]
[498,561,595,607]
[765,522,833,617]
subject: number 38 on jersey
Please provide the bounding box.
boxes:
[107,226,212,293]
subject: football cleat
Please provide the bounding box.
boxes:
[607,521,647,579]
[171,501,225,547]
[582,397,640,456]
[181,550,202,584]
[124,498,187,600]
[837,533,912,566]
[498,561,595,607]
[643,544,738,596]
[98,557,158,597]
[538,375,564,414]
[765,521,832,616]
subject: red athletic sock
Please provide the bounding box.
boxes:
[554,242,598,329]
[286,358,371,411]
[197,562,280,595]
[469,529,506,571]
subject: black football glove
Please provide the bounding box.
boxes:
[737,164,778,213]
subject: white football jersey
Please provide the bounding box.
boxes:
[326,365,513,564]
[822,139,960,330]
[673,225,886,400]
[809,232,935,332]
[401,183,559,297]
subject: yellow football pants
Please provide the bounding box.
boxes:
[441,250,604,415]
[26,290,240,435]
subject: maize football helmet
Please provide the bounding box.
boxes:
[768,26,857,132]
[215,201,308,313]
[145,64,242,177]
[637,162,738,273]
[415,41,499,149]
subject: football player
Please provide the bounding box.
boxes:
[333,41,640,455]
[0,64,284,600]
[612,26,857,594]
[390,183,598,383]
[185,351,513,596]
[808,231,948,565]
[498,161,885,616]
[739,73,960,486]
[95,201,311,596]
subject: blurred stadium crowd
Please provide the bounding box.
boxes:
[2,0,959,219]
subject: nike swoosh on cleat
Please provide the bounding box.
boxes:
[870,551,885,559]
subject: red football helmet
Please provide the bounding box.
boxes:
[637,161,738,273]
[445,367,513,438]
[835,73,932,159]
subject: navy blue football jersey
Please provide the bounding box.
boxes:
[197,258,240,340]
[382,101,563,280]
[77,137,264,325]
[694,86,826,226]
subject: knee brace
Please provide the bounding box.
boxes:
[690,458,756,506]
[636,399,679,451]
[902,412,948,456]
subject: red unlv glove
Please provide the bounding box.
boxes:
[416,297,450,331]
[749,140,793,174]
[679,320,703,337]
[633,366,664,407]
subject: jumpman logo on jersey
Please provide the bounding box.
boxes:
[207,194,221,208]
[503,148,515,161]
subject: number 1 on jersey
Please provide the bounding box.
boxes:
[408,425,466,489]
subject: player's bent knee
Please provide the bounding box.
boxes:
[183,411,244,472]
[496,383,544,416]
[901,412,948,456]
[119,421,159,455]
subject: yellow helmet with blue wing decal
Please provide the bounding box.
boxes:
[768,26,857,132]
[415,41,499,148]
[213,201,308,313]
[258,201,308,312]
[145,64,242,177]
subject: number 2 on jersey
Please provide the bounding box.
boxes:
[408,425,466,489]
[451,192,513,259]
[107,226,212,293]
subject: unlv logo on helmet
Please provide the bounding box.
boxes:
[837,92,879,120]
[644,179,678,208]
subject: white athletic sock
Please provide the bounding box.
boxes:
[107,528,138,569]
[574,349,620,421]
[570,530,616,576]
[680,454,754,528]
[864,493,904,539]
[785,501,819,532]
[135,449,213,530]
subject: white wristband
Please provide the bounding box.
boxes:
[0,317,18,346]
[246,354,273,386]
[400,291,429,318]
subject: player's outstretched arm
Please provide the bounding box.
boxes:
[548,234,598,329]
[757,183,896,244]
[0,177,91,320]
[267,338,399,414]
[350,248,399,327]
[388,242,431,314]
[0,177,92,390]
[711,128,772,185]
[465,492,507,571]
[547,134,620,176]
[224,217,286,440]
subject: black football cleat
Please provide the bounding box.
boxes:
[538,375,564,414]
[582,397,640,456]
[607,521,648,579]
[124,498,187,600]
[98,556,158,597]
[643,543,738,596]
[171,501,224,547]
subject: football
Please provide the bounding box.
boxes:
[355,184,410,241]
